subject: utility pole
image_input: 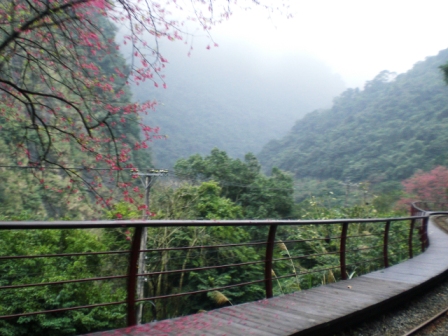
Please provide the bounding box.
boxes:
[132,169,168,324]
[359,182,370,205]
[340,180,358,207]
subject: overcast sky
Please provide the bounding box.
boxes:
[120,0,448,162]
[203,0,448,88]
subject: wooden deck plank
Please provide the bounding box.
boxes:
[314,282,400,300]
[310,286,388,303]
[264,295,347,317]
[321,278,396,293]
[164,313,226,336]
[364,271,428,283]
[384,264,444,277]
[191,313,245,336]
[82,219,448,336]
[253,297,345,321]
[297,279,405,301]
[391,257,448,268]
[252,303,328,334]
[293,288,382,309]
[224,304,301,334]
[244,304,314,334]
[324,278,412,299]
[212,308,280,336]
[203,309,271,336]
[213,305,285,336]
[252,299,324,325]
[119,315,215,336]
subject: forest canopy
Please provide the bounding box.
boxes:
[259,49,448,183]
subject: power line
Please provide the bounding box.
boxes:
[167,171,296,192]
[0,165,296,192]
[134,168,168,324]
[0,165,138,171]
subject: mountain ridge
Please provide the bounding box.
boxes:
[258,49,448,183]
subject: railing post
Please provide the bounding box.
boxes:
[409,218,415,259]
[340,223,348,280]
[127,226,143,327]
[265,224,278,299]
[383,221,390,268]
[421,216,429,252]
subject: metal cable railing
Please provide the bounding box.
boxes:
[0,214,433,330]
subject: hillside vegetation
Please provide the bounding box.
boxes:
[132,45,345,168]
[259,49,448,183]
[0,17,151,220]
[0,3,437,335]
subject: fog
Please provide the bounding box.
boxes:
[214,0,448,88]
[114,0,448,167]
[131,40,346,167]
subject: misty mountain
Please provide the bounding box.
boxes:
[131,40,345,168]
[258,49,448,183]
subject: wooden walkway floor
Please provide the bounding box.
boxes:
[86,219,448,336]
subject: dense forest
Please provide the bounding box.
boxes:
[0,17,152,220]
[2,143,431,334]
[131,45,346,168]
[2,162,418,335]
[259,49,448,183]
[1,1,448,334]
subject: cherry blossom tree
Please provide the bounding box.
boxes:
[397,166,448,210]
[0,0,290,211]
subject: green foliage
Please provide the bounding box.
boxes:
[174,149,294,219]
[271,200,420,295]
[139,184,261,321]
[371,181,404,214]
[0,151,420,334]
[294,178,345,205]
[291,178,406,215]
[175,225,264,314]
[104,202,140,220]
[0,188,419,333]
[150,181,243,220]
[259,49,448,183]
[191,182,243,219]
[295,196,380,220]
[0,16,151,221]
[0,229,127,335]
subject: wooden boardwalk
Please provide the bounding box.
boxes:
[86,219,448,336]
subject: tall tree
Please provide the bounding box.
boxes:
[397,166,448,207]
[0,0,289,208]
[174,148,294,219]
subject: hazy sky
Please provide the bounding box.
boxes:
[121,0,448,164]
[203,0,448,88]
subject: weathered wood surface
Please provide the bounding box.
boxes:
[84,219,448,336]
